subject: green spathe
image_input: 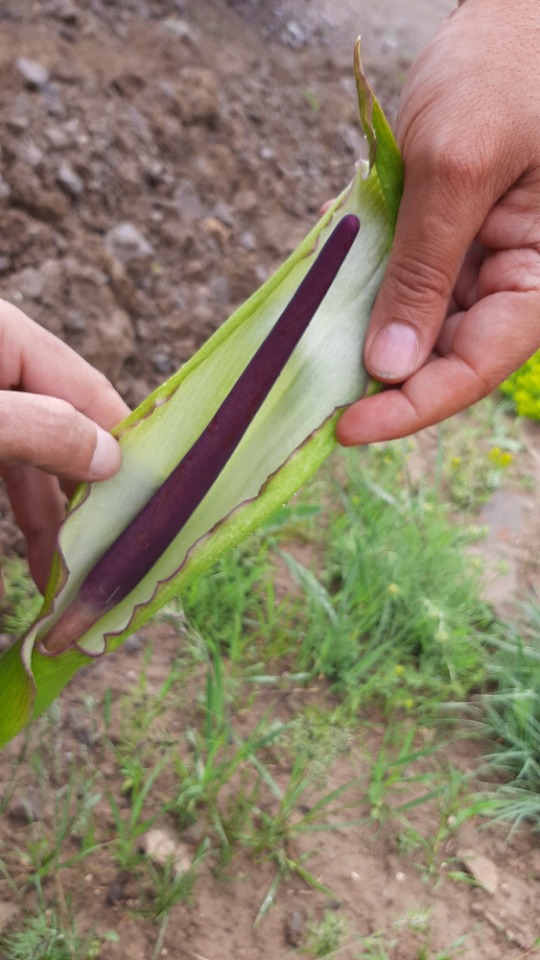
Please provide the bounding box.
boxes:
[0,40,403,747]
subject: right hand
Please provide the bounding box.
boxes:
[337,0,540,445]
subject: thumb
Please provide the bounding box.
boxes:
[364,157,491,384]
[0,392,122,481]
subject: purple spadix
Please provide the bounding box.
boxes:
[42,214,360,653]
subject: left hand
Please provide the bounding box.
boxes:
[0,300,130,592]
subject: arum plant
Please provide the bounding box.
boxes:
[0,41,403,746]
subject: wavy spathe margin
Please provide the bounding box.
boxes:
[0,42,403,747]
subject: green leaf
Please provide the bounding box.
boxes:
[0,42,403,747]
[354,37,403,228]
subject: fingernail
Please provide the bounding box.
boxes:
[90,426,122,480]
[368,323,419,381]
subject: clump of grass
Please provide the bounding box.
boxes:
[179,539,277,664]
[291,446,493,712]
[355,915,469,960]
[305,908,348,956]
[0,910,118,960]
[452,602,540,830]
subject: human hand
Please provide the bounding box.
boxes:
[0,299,130,591]
[337,0,540,446]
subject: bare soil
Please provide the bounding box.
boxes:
[1,1,540,958]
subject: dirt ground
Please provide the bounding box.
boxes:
[1,1,540,958]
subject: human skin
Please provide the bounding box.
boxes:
[0,299,129,592]
[337,0,540,446]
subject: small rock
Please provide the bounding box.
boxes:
[50,0,79,25]
[210,274,230,307]
[16,140,44,168]
[161,17,198,43]
[16,57,50,89]
[57,161,84,199]
[459,849,499,895]
[124,633,144,655]
[44,125,69,148]
[0,901,20,935]
[173,179,204,223]
[42,84,65,118]
[105,222,154,262]
[169,68,219,126]
[16,267,44,300]
[5,114,29,134]
[284,910,306,948]
[139,828,192,877]
[64,312,87,333]
[239,230,256,251]
[8,790,44,824]
[181,822,205,846]
[282,20,307,48]
[232,188,257,214]
[152,350,171,374]
[144,159,166,186]
[212,201,234,226]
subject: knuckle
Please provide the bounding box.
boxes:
[405,120,493,195]
[40,398,91,473]
[387,253,452,312]
[431,139,487,188]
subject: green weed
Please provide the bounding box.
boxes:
[0,912,119,960]
[365,722,446,823]
[450,604,540,830]
[293,446,491,712]
[180,540,276,664]
[305,908,348,956]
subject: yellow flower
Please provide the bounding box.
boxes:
[388,583,400,596]
[488,447,514,469]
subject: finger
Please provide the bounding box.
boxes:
[320,199,335,215]
[0,464,65,592]
[363,151,498,384]
[0,299,130,430]
[338,285,540,446]
[0,392,123,481]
